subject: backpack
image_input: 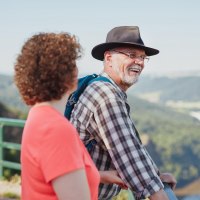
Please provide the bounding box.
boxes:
[64,74,112,151]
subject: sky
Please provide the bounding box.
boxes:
[0,0,200,76]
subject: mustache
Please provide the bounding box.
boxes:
[128,65,142,72]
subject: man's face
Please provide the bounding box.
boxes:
[109,47,147,88]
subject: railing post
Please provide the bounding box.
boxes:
[0,123,3,177]
[0,117,25,178]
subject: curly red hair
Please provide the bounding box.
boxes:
[14,32,81,105]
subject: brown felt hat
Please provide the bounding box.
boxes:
[91,26,159,61]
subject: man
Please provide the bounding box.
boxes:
[70,26,177,200]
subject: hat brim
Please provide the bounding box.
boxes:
[91,42,159,61]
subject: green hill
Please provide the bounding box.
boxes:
[0,74,28,114]
[130,75,200,103]
[0,102,17,118]
[128,95,200,187]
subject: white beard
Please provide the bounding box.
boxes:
[113,64,142,86]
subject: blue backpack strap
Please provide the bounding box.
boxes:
[64,74,111,120]
[64,74,98,119]
[88,76,112,85]
[86,140,97,152]
[64,74,112,151]
[85,76,112,151]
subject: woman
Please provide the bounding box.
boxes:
[14,32,98,200]
[15,32,125,200]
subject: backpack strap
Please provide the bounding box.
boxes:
[88,76,112,85]
[85,76,112,151]
[86,139,97,152]
[64,74,112,120]
[64,74,112,151]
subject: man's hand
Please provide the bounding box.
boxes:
[160,172,177,190]
[99,170,128,189]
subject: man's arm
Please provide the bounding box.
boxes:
[149,189,169,200]
[94,89,164,199]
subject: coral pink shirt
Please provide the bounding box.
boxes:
[21,105,100,200]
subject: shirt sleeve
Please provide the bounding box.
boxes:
[93,93,163,199]
[38,120,85,183]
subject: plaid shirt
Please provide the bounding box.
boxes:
[70,73,163,200]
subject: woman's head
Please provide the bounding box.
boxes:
[14,32,81,105]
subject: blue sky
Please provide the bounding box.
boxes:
[0,0,200,76]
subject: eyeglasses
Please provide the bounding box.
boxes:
[111,50,150,63]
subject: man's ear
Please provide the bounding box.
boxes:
[104,51,112,66]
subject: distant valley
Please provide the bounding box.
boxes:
[0,73,200,194]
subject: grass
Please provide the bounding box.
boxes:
[0,175,21,200]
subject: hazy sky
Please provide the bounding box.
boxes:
[0,0,199,76]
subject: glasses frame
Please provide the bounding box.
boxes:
[111,50,150,63]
